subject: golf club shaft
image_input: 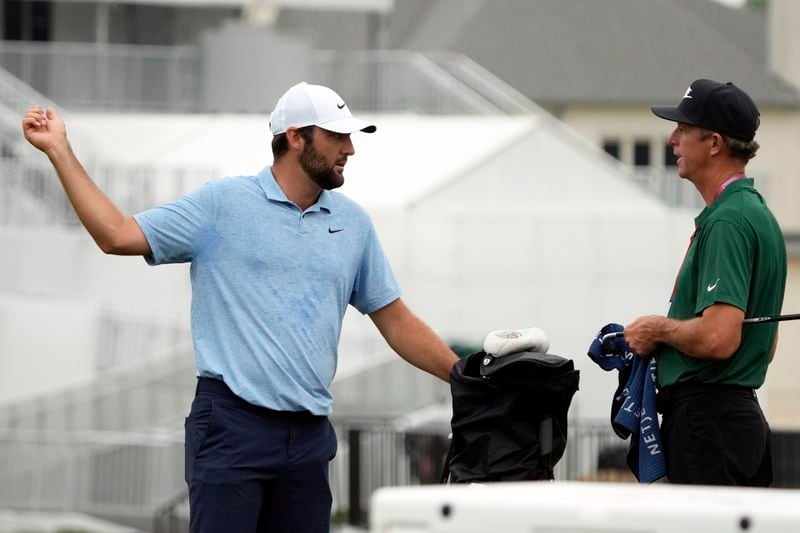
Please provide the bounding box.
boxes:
[743,313,800,324]
[601,313,800,342]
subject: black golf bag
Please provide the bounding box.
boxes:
[441,350,580,483]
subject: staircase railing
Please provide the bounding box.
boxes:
[0,62,220,226]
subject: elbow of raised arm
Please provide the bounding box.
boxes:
[96,234,122,255]
[93,218,146,256]
[91,222,121,253]
[94,228,131,255]
[98,234,143,255]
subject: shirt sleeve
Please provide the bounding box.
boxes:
[695,220,752,314]
[349,220,401,315]
[133,181,216,265]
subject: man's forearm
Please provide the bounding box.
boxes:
[393,320,459,382]
[46,143,147,255]
[626,304,743,361]
[655,316,723,359]
[23,106,148,255]
[371,300,459,382]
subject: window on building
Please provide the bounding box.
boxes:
[3,0,52,41]
[664,142,678,166]
[633,139,650,167]
[602,139,621,161]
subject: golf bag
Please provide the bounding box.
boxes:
[441,350,580,483]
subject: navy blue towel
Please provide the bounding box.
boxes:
[588,323,665,483]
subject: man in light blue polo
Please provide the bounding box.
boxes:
[22,82,459,533]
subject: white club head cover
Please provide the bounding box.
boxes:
[483,327,550,357]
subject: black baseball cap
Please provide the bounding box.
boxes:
[651,79,760,142]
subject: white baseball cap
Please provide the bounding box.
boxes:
[269,82,376,136]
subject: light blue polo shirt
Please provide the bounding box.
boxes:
[133,167,400,415]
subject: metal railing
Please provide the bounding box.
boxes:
[0,51,53,112]
[3,416,799,531]
[0,346,195,432]
[425,52,542,115]
[0,154,219,226]
[0,56,102,161]
[0,41,199,112]
[0,428,185,519]
[95,309,189,373]
[1,41,714,222]
[0,52,220,226]
[314,50,507,114]
[3,42,536,228]
[0,40,536,116]
[0,418,623,532]
[627,168,773,211]
[326,418,623,528]
[0,343,434,434]
[1,156,79,225]
[630,167,707,211]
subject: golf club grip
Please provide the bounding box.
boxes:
[601,331,624,342]
[743,313,800,324]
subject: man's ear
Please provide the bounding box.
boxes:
[285,127,308,151]
[709,132,725,156]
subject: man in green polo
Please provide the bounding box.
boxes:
[624,79,786,486]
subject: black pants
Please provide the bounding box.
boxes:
[185,378,338,533]
[658,382,772,486]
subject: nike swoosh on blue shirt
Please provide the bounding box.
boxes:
[328,228,344,234]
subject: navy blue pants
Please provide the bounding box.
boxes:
[658,382,772,486]
[185,378,338,533]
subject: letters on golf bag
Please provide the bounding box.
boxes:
[441,350,580,483]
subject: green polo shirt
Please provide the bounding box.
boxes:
[657,179,786,389]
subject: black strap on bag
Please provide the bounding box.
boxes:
[441,350,580,484]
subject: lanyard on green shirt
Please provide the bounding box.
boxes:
[712,173,746,202]
[669,173,746,303]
